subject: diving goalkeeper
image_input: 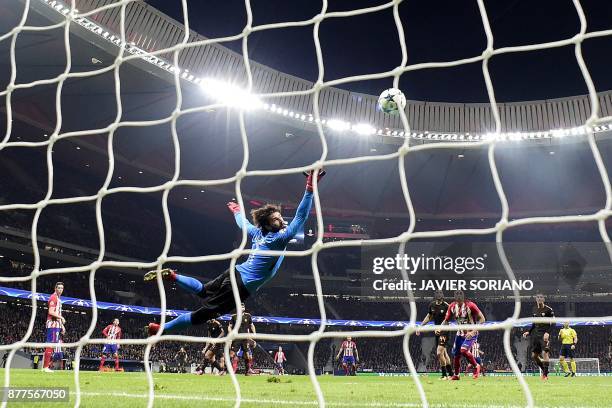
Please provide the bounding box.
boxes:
[145,170,325,335]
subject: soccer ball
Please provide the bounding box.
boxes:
[377,88,406,115]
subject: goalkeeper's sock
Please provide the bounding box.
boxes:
[446,364,453,376]
[164,313,193,333]
[175,274,203,295]
[212,361,222,373]
[570,360,576,374]
[460,349,478,367]
[453,355,461,375]
[441,365,447,377]
[561,360,569,373]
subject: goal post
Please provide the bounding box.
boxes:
[2,0,612,407]
[549,358,601,375]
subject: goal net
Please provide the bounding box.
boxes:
[1,0,612,407]
[549,358,600,375]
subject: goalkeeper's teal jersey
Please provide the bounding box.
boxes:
[234,190,313,293]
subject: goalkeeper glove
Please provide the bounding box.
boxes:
[304,169,326,192]
[227,201,241,215]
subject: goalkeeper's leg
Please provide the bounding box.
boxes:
[144,268,203,294]
[146,269,249,335]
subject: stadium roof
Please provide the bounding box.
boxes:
[2,1,612,221]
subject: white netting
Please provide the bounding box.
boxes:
[1,0,612,407]
[549,358,600,374]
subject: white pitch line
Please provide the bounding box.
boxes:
[73,391,532,408]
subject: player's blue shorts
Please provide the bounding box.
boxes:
[342,356,355,365]
[451,334,479,356]
[275,362,284,370]
[475,356,482,365]
[46,328,61,343]
[451,335,465,356]
[102,344,118,355]
[461,335,478,351]
[52,351,63,361]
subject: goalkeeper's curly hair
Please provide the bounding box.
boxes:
[251,204,281,230]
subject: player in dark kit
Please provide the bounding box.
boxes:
[175,347,188,373]
[522,293,555,380]
[416,291,452,379]
[202,318,225,375]
[229,304,257,375]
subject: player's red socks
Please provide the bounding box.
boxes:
[147,323,160,336]
[99,356,106,370]
[460,348,478,367]
[473,363,481,379]
[115,356,119,370]
[43,348,53,368]
[453,355,461,376]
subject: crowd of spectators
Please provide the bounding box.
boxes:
[1,159,611,374]
[1,298,610,374]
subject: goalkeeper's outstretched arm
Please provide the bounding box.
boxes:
[227,201,258,237]
[276,170,325,243]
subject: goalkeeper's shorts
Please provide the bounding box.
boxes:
[191,269,250,325]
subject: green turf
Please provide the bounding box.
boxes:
[1,369,610,407]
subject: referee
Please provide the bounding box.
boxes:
[558,322,578,377]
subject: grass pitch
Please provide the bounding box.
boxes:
[1,369,610,407]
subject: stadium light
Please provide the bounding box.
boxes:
[200,78,262,110]
[40,0,612,147]
[352,123,376,136]
[327,119,350,132]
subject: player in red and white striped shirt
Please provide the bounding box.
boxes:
[44,282,65,373]
[441,290,485,380]
[273,346,287,375]
[99,318,122,371]
[336,336,359,376]
[466,341,485,376]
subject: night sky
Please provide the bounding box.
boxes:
[144,0,612,103]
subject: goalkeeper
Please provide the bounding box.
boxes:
[145,170,325,335]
